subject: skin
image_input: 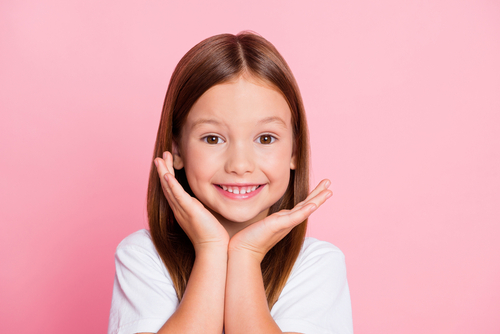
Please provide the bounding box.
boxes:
[143,75,332,334]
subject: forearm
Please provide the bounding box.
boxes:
[157,246,227,334]
[224,250,282,334]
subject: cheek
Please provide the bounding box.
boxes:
[259,145,294,182]
[183,147,217,189]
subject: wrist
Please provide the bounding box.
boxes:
[227,246,265,264]
[194,241,229,257]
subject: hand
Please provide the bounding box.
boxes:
[155,151,230,253]
[228,179,332,262]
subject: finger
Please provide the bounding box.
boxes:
[289,188,332,215]
[155,158,180,208]
[155,156,169,178]
[163,151,176,176]
[162,173,182,211]
[273,202,318,230]
[155,158,174,193]
[301,179,330,204]
[304,189,332,210]
[163,171,198,211]
[155,157,201,224]
[295,179,331,208]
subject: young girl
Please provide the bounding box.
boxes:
[108,32,352,334]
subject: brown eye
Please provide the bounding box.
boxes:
[259,135,275,144]
[204,136,221,144]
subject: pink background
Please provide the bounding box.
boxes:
[1,0,499,332]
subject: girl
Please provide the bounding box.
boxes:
[108,32,352,334]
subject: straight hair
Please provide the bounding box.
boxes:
[147,31,310,309]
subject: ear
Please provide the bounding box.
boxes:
[290,150,297,170]
[172,141,184,170]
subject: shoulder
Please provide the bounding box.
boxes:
[284,237,348,295]
[114,229,167,275]
[301,237,345,257]
[271,238,352,333]
[115,229,160,259]
[295,237,346,273]
[109,230,178,333]
[116,229,154,250]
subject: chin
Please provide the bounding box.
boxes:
[222,213,261,224]
[218,206,269,225]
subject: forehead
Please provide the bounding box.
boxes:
[185,75,292,128]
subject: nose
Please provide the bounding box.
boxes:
[224,141,254,175]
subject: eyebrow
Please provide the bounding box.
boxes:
[191,118,223,128]
[258,116,288,128]
[190,116,288,128]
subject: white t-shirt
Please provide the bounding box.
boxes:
[108,229,353,334]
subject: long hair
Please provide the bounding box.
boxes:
[147,32,309,309]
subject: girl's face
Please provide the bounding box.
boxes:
[173,75,296,236]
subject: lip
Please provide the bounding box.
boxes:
[214,183,265,200]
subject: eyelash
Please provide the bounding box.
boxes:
[256,134,276,144]
[202,134,277,145]
[202,135,224,144]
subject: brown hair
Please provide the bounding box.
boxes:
[147,31,309,309]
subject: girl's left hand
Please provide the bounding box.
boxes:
[228,179,332,262]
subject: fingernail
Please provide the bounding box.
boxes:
[163,151,167,160]
[154,159,159,167]
[326,191,333,199]
[325,180,331,188]
[309,204,317,211]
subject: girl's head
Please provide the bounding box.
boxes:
[148,31,309,306]
[171,75,297,236]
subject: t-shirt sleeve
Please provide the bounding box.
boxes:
[270,239,353,334]
[107,230,179,334]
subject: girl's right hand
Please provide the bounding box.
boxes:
[155,151,230,253]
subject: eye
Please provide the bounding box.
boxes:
[257,134,276,144]
[203,135,223,144]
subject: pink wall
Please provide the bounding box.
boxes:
[1,0,499,332]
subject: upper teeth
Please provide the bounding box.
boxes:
[221,185,258,194]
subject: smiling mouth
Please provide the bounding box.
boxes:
[216,184,262,195]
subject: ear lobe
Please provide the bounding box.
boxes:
[290,153,297,170]
[172,141,184,170]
